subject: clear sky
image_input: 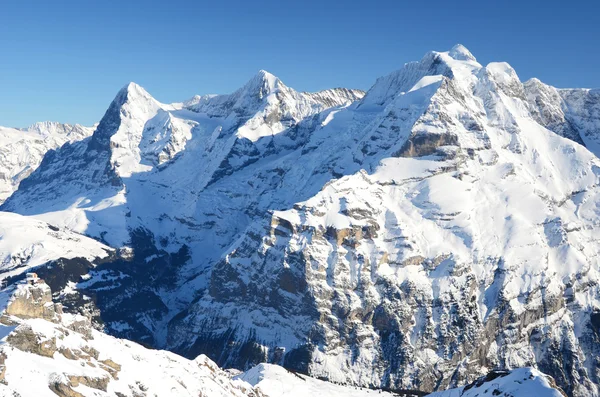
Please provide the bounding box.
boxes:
[1,0,598,127]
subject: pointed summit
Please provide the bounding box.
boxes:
[89,82,159,152]
[240,70,282,100]
[448,44,476,62]
[116,82,156,104]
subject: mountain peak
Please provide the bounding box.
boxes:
[117,82,155,103]
[241,70,282,99]
[255,69,277,81]
[448,43,476,61]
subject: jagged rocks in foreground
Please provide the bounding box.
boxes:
[0,282,260,397]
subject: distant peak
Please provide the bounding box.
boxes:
[448,44,476,62]
[118,82,153,101]
[524,77,544,86]
[107,82,158,112]
[239,70,283,100]
[256,69,277,81]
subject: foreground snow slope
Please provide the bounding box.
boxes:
[3,45,600,396]
[237,363,398,397]
[0,122,93,203]
[427,368,566,397]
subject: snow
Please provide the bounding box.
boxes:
[427,368,565,397]
[0,122,93,203]
[448,44,476,62]
[237,364,395,397]
[0,211,111,278]
[0,314,257,397]
[408,75,444,93]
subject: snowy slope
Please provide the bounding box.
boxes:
[0,321,260,397]
[427,368,567,397]
[0,211,111,278]
[2,45,600,397]
[237,364,398,397]
[0,122,93,203]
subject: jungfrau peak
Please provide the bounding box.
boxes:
[0,44,598,397]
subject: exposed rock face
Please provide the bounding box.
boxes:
[4,283,61,322]
[6,324,58,358]
[524,78,600,156]
[0,351,7,384]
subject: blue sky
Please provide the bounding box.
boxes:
[1,0,598,127]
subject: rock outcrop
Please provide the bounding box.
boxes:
[4,282,62,322]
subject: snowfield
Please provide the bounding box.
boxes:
[0,211,111,278]
[238,364,397,397]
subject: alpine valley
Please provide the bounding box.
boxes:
[1,44,598,397]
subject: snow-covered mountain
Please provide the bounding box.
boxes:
[2,45,600,396]
[0,122,94,203]
[524,78,600,156]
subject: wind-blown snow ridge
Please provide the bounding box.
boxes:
[237,364,396,397]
